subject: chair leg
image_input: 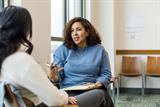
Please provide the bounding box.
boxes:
[119,75,121,96]
[116,77,119,98]
[107,83,116,104]
[145,76,147,94]
[111,83,115,103]
[142,75,144,96]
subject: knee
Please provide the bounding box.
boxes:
[90,89,106,98]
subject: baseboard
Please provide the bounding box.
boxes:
[117,88,160,94]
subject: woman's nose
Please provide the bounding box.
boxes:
[73,31,78,36]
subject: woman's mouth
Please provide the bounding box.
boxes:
[73,37,80,42]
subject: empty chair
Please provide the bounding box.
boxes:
[119,56,144,95]
[145,56,160,92]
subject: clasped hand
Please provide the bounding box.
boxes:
[83,81,102,89]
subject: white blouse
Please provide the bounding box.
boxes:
[0,51,68,106]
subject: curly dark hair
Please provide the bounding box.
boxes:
[0,6,33,72]
[63,17,101,49]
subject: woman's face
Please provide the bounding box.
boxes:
[71,22,88,48]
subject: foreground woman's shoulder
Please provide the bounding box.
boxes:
[9,51,36,63]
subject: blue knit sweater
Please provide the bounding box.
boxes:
[53,44,111,89]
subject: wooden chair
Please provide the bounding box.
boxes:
[145,56,160,93]
[119,56,144,95]
[59,105,78,107]
[4,84,35,107]
[5,83,78,107]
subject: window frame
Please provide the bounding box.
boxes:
[0,0,4,10]
[51,0,84,42]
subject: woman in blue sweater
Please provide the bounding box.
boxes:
[53,17,114,107]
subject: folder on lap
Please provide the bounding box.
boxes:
[61,84,96,91]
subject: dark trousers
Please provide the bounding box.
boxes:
[67,89,114,107]
[36,89,114,107]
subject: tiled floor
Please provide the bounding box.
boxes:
[115,94,160,107]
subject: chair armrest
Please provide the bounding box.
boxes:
[59,104,79,107]
[110,76,119,83]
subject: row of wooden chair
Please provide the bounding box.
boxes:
[119,56,160,95]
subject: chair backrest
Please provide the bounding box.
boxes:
[146,56,160,76]
[5,84,19,107]
[4,84,35,107]
[122,56,141,74]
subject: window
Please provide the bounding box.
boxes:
[51,0,84,58]
[0,0,4,11]
[0,0,21,8]
[8,0,21,6]
[51,0,65,60]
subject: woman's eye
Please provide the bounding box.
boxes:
[71,29,74,32]
[77,28,81,31]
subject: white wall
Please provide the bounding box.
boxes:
[115,0,160,88]
[90,0,115,76]
[21,0,51,69]
[115,0,160,50]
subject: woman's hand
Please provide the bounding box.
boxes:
[48,64,64,82]
[68,96,78,105]
[94,81,102,88]
[48,65,58,82]
[83,82,102,89]
[83,82,93,86]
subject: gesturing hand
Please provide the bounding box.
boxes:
[48,64,64,82]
